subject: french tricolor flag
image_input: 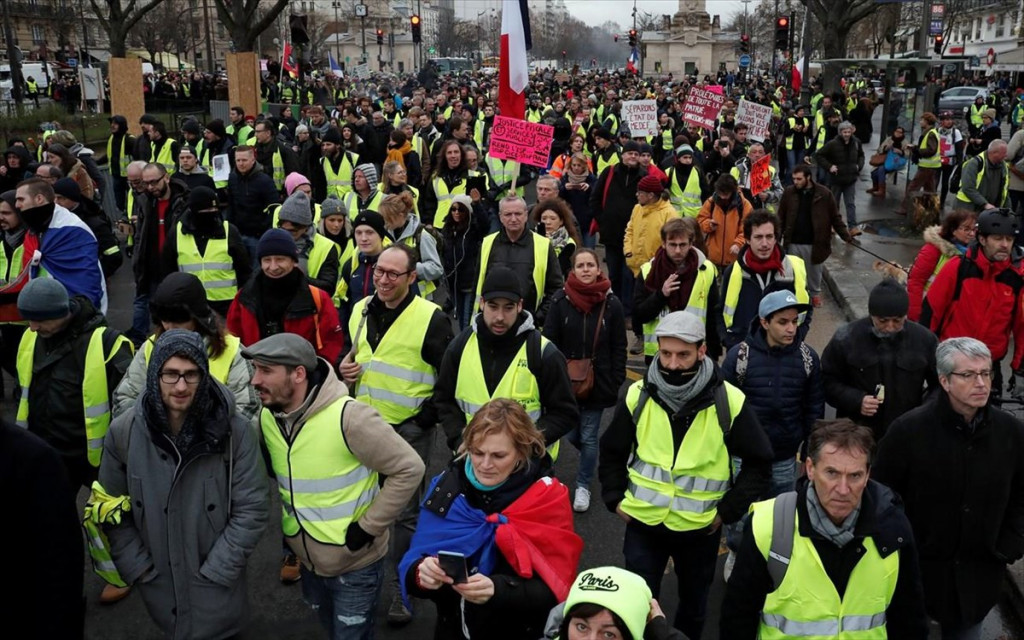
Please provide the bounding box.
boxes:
[626,47,640,74]
[499,0,532,120]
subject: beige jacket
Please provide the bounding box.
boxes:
[271,359,425,577]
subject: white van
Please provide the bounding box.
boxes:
[0,62,59,92]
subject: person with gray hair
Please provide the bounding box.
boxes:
[473,194,563,325]
[874,335,1024,640]
[814,119,865,228]
[956,138,1010,212]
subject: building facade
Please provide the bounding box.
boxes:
[641,0,741,77]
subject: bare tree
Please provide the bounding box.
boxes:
[89,0,167,58]
[211,0,290,53]
[798,0,878,91]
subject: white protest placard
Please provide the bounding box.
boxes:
[212,154,230,183]
[621,99,659,137]
[352,63,370,79]
[736,99,773,142]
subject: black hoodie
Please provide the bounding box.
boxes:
[107,115,136,178]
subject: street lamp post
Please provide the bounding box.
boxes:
[357,3,367,63]
[331,1,342,63]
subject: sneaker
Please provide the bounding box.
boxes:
[573,487,591,512]
[280,554,301,584]
[723,551,737,582]
[628,335,643,356]
[387,593,413,626]
[811,295,823,308]
[99,584,131,605]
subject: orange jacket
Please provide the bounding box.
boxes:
[697,192,754,268]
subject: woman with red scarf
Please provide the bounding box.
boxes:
[543,248,627,512]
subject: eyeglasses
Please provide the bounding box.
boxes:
[450,205,468,213]
[957,225,977,233]
[143,177,165,187]
[159,370,203,385]
[372,266,411,281]
[948,370,993,382]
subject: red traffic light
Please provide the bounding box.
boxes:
[562,50,567,56]
[376,29,383,35]
[629,29,637,37]
[777,17,789,28]
[935,34,943,42]
[410,15,420,25]
[741,34,750,42]
[613,34,618,42]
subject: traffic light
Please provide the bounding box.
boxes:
[613,34,618,43]
[562,50,567,58]
[934,34,943,55]
[774,16,790,50]
[411,15,421,43]
[376,29,384,46]
[740,34,750,54]
[628,29,637,47]
[290,14,309,45]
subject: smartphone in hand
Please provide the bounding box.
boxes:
[437,551,469,585]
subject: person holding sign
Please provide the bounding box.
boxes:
[665,145,710,218]
[730,144,782,213]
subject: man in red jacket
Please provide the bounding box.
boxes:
[921,208,1024,393]
[227,228,343,364]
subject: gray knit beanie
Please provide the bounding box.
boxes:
[18,278,70,320]
[278,190,313,227]
[354,163,378,191]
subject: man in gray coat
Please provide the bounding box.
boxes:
[957,139,1010,212]
[814,120,864,227]
[99,329,269,639]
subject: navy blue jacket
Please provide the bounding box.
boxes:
[721,325,824,461]
[226,164,280,238]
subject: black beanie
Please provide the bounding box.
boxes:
[352,210,387,240]
[868,279,909,318]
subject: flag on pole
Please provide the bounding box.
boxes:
[626,47,639,74]
[499,0,531,120]
[282,42,299,78]
[791,56,804,92]
[328,51,344,78]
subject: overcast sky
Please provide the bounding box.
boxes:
[453,0,745,29]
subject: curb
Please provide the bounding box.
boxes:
[822,255,869,323]
[1005,561,1024,628]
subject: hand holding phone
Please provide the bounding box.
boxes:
[438,550,469,585]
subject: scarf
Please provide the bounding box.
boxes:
[565,166,589,184]
[141,329,214,455]
[3,226,26,250]
[548,226,570,252]
[744,245,784,275]
[564,271,610,314]
[806,483,860,548]
[645,247,698,311]
[386,141,412,169]
[645,356,714,416]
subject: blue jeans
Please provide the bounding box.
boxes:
[301,557,384,640]
[129,283,157,343]
[725,456,799,551]
[581,226,597,249]
[456,290,476,331]
[830,181,858,226]
[242,234,261,271]
[604,247,633,316]
[567,408,602,489]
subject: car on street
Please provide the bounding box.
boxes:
[937,86,989,117]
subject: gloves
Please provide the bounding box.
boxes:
[345,520,375,552]
[1010,373,1024,400]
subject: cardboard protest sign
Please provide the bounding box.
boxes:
[750,154,772,196]
[736,99,773,142]
[621,100,659,137]
[488,116,555,167]
[681,87,725,130]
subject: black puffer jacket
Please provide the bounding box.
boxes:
[542,289,627,409]
[589,161,643,250]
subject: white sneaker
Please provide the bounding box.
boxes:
[724,550,737,582]
[573,487,591,512]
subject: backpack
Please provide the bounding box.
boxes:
[734,341,814,387]
[948,154,982,195]
[630,381,733,437]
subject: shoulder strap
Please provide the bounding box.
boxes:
[309,285,324,351]
[631,386,650,424]
[767,491,799,590]
[736,342,749,386]
[526,330,543,375]
[589,300,607,357]
[601,163,616,210]
[713,383,732,437]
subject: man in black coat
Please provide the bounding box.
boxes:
[874,336,1024,638]
[589,140,644,314]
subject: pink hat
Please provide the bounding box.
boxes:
[284,172,311,196]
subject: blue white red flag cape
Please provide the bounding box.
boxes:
[19,204,106,313]
[626,47,640,74]
[328,51,344,78]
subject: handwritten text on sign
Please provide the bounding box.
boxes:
[736,99,773,142]
[621,100,659,137]
[489,116,555,167]
[682,87,725,130]
[750,154,773,197]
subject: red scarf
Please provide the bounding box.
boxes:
[564,271,610,313]
[744,245,784,275]
[645,247,698,311]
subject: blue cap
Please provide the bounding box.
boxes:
[758,290,810,319]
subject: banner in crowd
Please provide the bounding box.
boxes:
[621,100,659,137]
[736,99,773,142]
[750,154,772,196]
[681,87,725,130]
[351,63,370,80]
[488,115,554,166]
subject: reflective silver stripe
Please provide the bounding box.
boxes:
[526,408,541,421]
[88,436,105,450]
[363,385,427,409]
[283,488,379,522]
[631,459,672,484]
[841,613,887,632]
[722,303,736,318]
[761,614,839,636]
[84,402,110,419]
[367,361,437,385]
[687,305,708,320]
[181,262,234,272]
[628,482,672,508]
[202,278,237,289]
[278,465,373,494]
[20,386,28,401]
[628,482,721,513]
[644,334,657,344]
[15,420,27,428]
[630,460,731,492]
[437,194,454,201]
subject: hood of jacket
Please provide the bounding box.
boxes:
[637,197,676,219]
[110,115,129,134]
[392,213,423,243]
[923,225,959,258]
[470,308,536,340]
[4,145,31,168]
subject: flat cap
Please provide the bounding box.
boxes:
[241,333,318,371]
[653,310,705,343]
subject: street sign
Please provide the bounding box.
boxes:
[970,55,981,67]
[352,63,370,79]
[929,20,943,36]
[428,47,436,54]
[931,4,945,17]
[67,57,77,68]
[739,54,751,68]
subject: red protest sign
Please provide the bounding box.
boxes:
[488,116,554,167]
[750,154,772,196]
[681,87,725,130]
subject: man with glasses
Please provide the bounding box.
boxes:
[339,244,451,627]
[875,336,1024,640]
[34,163,61,184]
[822,279,938,442]
[252,119,298,194]
[474,195,562,326]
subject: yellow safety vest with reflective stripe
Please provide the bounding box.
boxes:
[619,379,740,531]
[198,145,229,189]
[176,221,237,302]
[527,108,543,123]
[16,328,132,467]
[83,483,130,588]
[261,396,380,543]
[666,166,702,217]
[596,150,620,176]
[925,254,953,294]
[660,129,674,152]
[785,117,808,151]
[917,128,942,169]
[323,152,357,200]
[343,189,384,221]
[484,156,523,198]
[969,103,985,128]
[431,174,471,227]
[270,202,323,228]
[349,295,439,424]
[956,155,1010,205]
[474,119,487,149]
[26,80,37,94]
[226,123,253,145]
[0,242,24,285]
[151,137,177,175]
[722,255,808,330]
[143,333,240,383]
[335,238,393,306]
[107,135,130,177]
[476,232,549,310]
[454,332,560,459]
[269,147,285,191]
[639,258,717,356]
[307,234,340,283]
[751,493,897,639]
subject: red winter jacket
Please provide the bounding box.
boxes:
[920,244,1024,367]
[227,277,344,364]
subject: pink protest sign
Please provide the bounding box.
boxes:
[488,116,555,167]
[707,84,724,95]
[681,87,725,131]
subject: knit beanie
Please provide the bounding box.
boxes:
[622,140,642,154]
[868,279,909,318]
[150,272,218,335]
[322,127,343,145]
[18,278,70,320]
[638,174,664,194]
[321,196,346,218]
[52,178,82,203]
[278,191,313,227]
[351,210,386,240]
[563,568,652,640]
[256,228,299,261]
[284,172,311,196]
[594,127,614,142]
[354,163,378,191]
[205,119,227,139]
[187,186,218,212]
